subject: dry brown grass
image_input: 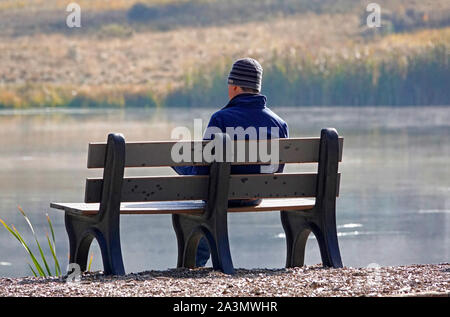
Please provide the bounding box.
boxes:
[1,13,448,93]
[0,0,192,11]
[377,27,450,49]
[0,12,361,95]
[1,0,449,12]
[0,0,449,107]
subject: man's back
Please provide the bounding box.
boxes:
[206,93,288,174]
[208,93,288,139]
[173,93,288,176]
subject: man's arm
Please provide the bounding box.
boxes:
[275,121,289,173]
[172,165,209,175]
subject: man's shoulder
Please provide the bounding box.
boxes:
[210,107,236,121]
[207,108,232,129]
[264,107,288,126]
[212,104,287,125]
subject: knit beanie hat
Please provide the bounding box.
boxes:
[227,58,263,92]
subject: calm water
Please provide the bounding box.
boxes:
[0,106,449,277]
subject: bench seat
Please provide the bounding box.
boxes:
[51,198,316,216]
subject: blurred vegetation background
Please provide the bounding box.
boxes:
[0,0,449,108]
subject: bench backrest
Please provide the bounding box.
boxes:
[84,129,343,207]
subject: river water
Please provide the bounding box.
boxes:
[0,106,448,277]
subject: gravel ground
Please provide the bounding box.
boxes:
[0,263,448,297]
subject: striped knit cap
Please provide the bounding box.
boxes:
[227,58,263,92]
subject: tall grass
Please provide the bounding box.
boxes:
[164,45,449,107]
[0,85,160,109]
[0,207,61,277]
[1,45,447,108]
[0,207,97,277]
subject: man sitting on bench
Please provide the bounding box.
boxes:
[173,57,289,267]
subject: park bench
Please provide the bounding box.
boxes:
[50,128,344,275]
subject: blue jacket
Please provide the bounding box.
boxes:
[173,93,289,175]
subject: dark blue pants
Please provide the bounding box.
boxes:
[195,199,262,267]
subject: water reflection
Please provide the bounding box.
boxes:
[0,106,448,277]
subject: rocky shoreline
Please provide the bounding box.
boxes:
[0,263,448,297]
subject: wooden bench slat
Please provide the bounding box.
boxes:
[85,173,340,203]
[87,138,343,168]
[50,201,205,216]
[51,198,316,216]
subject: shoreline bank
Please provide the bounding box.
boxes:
[0,263,448,297]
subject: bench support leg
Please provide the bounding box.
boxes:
[281,207,342,268]
[172,139,234,274]
[96,225,125,275]
[313,210,342,268]
[280,211,311,267]
[65,210,125,275]
[64,133,126,276]
[280,128,343,269]
[65,213,95,272]
[172,214,201,269]
[172,211,234,275]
